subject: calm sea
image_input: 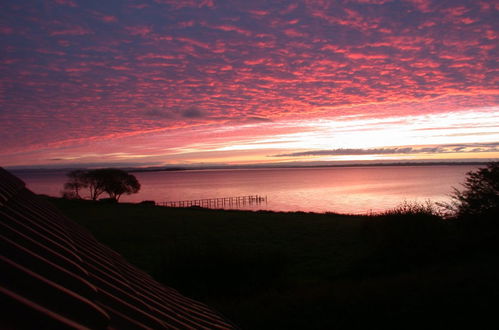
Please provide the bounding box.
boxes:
[12,165,478,214]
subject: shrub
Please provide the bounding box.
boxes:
[441,162,499,220]
[381,200,442,217]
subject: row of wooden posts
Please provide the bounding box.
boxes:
[160,195,267,208]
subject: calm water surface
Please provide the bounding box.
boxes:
[14,165,477,214]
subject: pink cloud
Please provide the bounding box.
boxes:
[126,26,152,36]
[50,26,92,36]
[247,9,269,16]
[346,53,388,60]
[243,58,266,65]
[155,0,214,9]
[36,48,66,56]
[137,53,180,60]
[210,24,252,36]
[128,3,150,9]
[110,66,130,71]
[102,15,117,23]
[407,0,432,13]
[179,20,196,28]
[175,37,211,49]
[441,6,469,17]
[280,3,298,15]
[283,28,308,38]
[354,0,391,3]
[0,26,14,35]
[53,0,77,7]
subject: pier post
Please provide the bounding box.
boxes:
[161,195,267,209]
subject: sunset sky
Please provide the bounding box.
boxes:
[1,0,498,168]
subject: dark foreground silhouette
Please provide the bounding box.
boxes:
[0,168,235,329]
[5,162,497,329]
[50,168,498,330]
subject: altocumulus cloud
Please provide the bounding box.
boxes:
[1,0,498,167]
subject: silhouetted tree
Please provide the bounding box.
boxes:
[96,168,141,202]
[62,168,140,201]
[85,170,107,200]
[445,162,499,219]
[62,169,89,199]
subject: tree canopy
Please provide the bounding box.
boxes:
[446,162,499,219]
[62,168,140,202]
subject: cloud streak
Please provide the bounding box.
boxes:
[273,143,499,157]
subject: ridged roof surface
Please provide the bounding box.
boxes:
[0,167,236,329]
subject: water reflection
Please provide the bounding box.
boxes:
[16,165,476,214]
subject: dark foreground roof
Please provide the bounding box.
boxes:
[0,168,236,329]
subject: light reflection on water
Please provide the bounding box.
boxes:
[14,165,477,214]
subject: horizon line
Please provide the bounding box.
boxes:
[5,159,497,172]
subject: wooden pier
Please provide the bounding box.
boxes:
[159,195,267,208]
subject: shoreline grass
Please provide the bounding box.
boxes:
[46,196,498,329]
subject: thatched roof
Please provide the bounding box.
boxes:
[0,168,236,329]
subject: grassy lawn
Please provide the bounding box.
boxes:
[47,197,499,329]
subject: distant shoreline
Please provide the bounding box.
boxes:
[6,160,492,173]
[128,161,490,173]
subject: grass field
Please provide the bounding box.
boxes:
[47,197,499,329]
